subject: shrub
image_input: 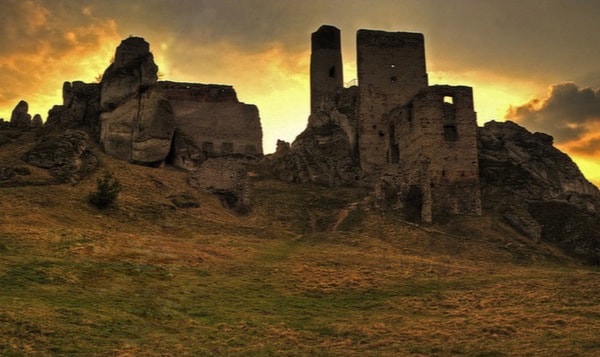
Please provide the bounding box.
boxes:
[88,171,122,209]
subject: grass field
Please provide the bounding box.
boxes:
[1,150,599,356]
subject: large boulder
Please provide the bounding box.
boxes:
[10,100,32,128]
[100,37,158,110]
[479,120,600,263]
[24,130,98,183]
[99,37,174,165]
[100,87,174,164]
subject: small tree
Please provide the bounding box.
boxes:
[88,171,122,209]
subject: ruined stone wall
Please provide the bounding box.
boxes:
[310,25,343,114]
[158,82,263,170]
[395,85,481,217]
[357,30,428,171]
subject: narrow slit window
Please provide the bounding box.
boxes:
[329,66,336,78]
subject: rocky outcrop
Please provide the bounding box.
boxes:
[44,81,102,139]
[265,87,359,186]
[99,37,175,165]
[479,120,600,263]
[31,114,43,128]
[10,100,32,128]
[24,130,98,183]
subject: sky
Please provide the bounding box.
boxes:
[0,0,599,185]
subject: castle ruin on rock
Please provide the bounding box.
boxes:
[309,25,482,222]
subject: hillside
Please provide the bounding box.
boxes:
[1,139,600,356]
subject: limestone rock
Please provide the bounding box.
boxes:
[265,86,359,186]
[100,87,175,164]
[44,81,102,139]
[10,100,32,128]
[31,114,43,128]
[24,130,98,183]
[266,122,359,186]
[100,37,158,110]
[99,37,174,165]
[479,120,600,263]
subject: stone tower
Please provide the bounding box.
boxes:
[310,25,343,114]
[356,30,428,171]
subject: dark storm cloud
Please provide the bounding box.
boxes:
[506,83,600,143]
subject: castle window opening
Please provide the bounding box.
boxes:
[443,124,458,141]
[329,66,336,78]
[443,95,454,104]
[390,76,397,83]
[390,64,396,68]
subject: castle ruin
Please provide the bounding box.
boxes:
[310,25,482,222]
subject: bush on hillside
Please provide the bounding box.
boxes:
[88,171,122,209]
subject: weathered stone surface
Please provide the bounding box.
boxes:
[100,87,175,164]
[100,37,158,111]
[0,166,31,182]
[266,122,359,186]
[265,86,359,187]
[99,38,174,165]
[189,157,252,212]
[479,120,600,263]
[44,81,102,139]
[31,114,43,128]
[159,81,263,170]
[10,100,32,128]
[169,193,200,208]
[24,130,98,183]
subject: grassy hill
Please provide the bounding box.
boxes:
[1,146,599,356]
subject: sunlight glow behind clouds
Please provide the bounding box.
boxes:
[0,0,598,184]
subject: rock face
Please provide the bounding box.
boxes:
[479,121,600,263]
[100,37,175,165]
[266,87,359,186]
[10,100,32,128]
[45,81,102,139]
[24,130,98,183]
[31,114,43,128]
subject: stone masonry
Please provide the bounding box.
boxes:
[310,26,482,222]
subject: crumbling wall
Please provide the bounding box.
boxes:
[159,81,263,170]
[357,30,428,171]
[391,85,481,218]
[310,25,344,114]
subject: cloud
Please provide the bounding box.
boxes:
[505,83,600,144]
[0,0,121,118]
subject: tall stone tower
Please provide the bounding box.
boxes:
[310,25,343,114]
[356,30,428,171]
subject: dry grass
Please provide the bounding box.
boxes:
[1,141,599,356]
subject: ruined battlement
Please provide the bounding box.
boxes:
[157,81,239,103]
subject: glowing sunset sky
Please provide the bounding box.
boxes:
[1,0,599,185]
